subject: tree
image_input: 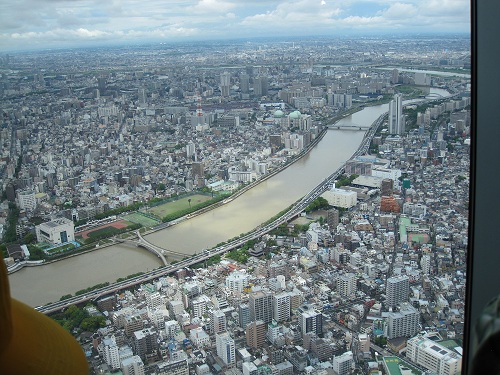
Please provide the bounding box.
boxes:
[188,198,192,208]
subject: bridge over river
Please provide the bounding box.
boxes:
[115,231,188,265]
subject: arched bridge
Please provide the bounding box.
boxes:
[115,231,187,265]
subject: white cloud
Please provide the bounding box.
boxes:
[0,0,470,51]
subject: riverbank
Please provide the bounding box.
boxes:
[8,124,331,275]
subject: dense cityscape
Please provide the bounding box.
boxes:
[1,34,471,375]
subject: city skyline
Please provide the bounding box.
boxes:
[0,0,470,52]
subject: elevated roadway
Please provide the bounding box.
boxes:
[38,101,452,315]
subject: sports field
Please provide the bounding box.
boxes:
[77,220,130,239]
[148,194,212,219]
[124,212,161,227]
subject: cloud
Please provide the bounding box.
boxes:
[0,0,470,51]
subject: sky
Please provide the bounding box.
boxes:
[0,0,470,52]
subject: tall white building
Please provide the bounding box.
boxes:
[386,275,410,307]
[216,332,235,366]
[190,294,211,318]
[102,337,120,370]
[421,254,432,275]
[17,190,36,211]
[121,355,145,375]
[386,303,419,339]
[272,292,291,323]
[388,93,405,135]
[337,273,357,297]
[332,351,353,375]
[406,335,462,375]
[225,271,249,293]
[146,291,164,311]
[211,309,227,334]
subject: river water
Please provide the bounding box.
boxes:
[9,88,450,306]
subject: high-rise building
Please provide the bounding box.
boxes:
[337,273,357,297]
[249,291,273,324]
[266,319,281,345]
[133,328,158,360]
[186,141,196,161]
[246,320,266,349]
[102,337,120,370]
[298,304,323,336]
[121,355,145,375]
[386,303,419,339]
[421,254,432,275]
[138,88,146,105]
[220,71,231,97]
[225,271,249,293]
[272,292,291,323]
[381,178,394,197]
[216,332,235,366]
[327,208,340,231]
[210,309,227,334]
[146,292,164,311]
[386,275,410,308]
[238,303,251,329]
[388,93,405,135]
[154,351,189,375]
[240,73,250,94]
[406,335,462,375]
[332,351,354,375]
[391,69,399,84]
[358,334,371,353]
[253,76,268,97]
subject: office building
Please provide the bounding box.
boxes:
[388,93,405,135]
[216,332,235,366]
[381,178,394,197]
[298,304,323,336]
[190,327,210,348]
[242,362,258,375]
[332,351,354,375]
[220,71,231,97]
[225,271,249,293]
[154,351,189,375]
[249,291,273,323]
[210,309,227,334]
[121,355,145,375]
[359,333,371,353]
[272,292,291,323]
[133,328,158,360]
[246,320,266,349]
[386,275,410,307]
[253,75,268,97]
[17,190,36,211]
[36,217,75,245]
[239,303,251,329]
[102,337,120,370]
[266,319,281,345]
[327,208,340,231]
[337,273,357,297]
[406,335,462,375]
[323,187,357,209]
[240,73,250,94]
[386,303,419,339]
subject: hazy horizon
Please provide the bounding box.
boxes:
[0,0,470,53]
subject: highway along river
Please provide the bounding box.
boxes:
[10,103,390,306]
